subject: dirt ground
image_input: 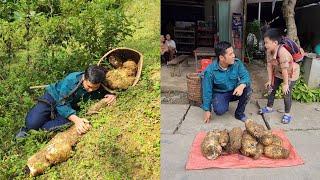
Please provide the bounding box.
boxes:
[161,56,269,104]
[247,59,269,99]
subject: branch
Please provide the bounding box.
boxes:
[29,85,49,89]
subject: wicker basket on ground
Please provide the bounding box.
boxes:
[97,47,143,93]
[186,73,202,106]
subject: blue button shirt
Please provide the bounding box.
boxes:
[201,59,251,111]
[46,72,108,118]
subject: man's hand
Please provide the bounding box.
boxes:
[104,94,116,106]
[233,84,246,96]
[74,118,91,134]
[69,115,91,134]
[204,111,212,123]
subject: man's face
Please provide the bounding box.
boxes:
[166,34,171,40]
[83,79,100,92]
[264,37,278,52]
[220,47,235,65]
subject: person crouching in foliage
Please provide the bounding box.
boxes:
[16,65,116,138]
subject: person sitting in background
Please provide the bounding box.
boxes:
[16,65,116,138]
[161,35,169,64]
[165,34,177,61]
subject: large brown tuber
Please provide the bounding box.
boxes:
[105,69,135,90]
[26,149,50,176]
[225,127,243,154]
[108,55,123,68]
[264,145,290,159]
[240,131,259,158]
[122,60,137,76]
[105,59,137,90]
[218,129,229,147]
[86,98,110,115]
[254,143,264,160]
[27,126,83,176]
[245,119,267,139]
[201,130,223,160]
[260,133,283,146]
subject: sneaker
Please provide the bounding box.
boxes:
[15,127,28,139]
[235,114,248,122]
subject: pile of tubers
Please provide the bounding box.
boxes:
[105,55,138,90]
[201,119,290,160]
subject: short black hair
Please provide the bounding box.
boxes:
[264,28,282,43]
[215,41,232,58]
[84,65,107,84]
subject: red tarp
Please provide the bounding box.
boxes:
[186,129,304,170]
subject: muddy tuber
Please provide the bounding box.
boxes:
[201,130,223,160]
[105,59,137,90]
[264,144,290,159]
[225,127,243,154]
[27,125,83,176]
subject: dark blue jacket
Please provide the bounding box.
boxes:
[46,72,108,118]
[201,59,251,111]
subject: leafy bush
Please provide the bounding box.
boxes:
[272,77,320,103]
[291,78,320,102]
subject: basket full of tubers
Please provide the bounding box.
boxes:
[97,47,143,92]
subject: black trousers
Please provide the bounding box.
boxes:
[161,52,169,64]
[267,77,296,113]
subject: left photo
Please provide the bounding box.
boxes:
[0,0,160,179]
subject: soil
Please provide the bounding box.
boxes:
[161,59,269,104]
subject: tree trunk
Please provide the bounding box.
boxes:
[282,0,300,45]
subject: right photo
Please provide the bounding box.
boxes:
[161,0,320,179]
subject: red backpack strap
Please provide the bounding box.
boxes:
[276,44,283,62]
[276,45,294,79]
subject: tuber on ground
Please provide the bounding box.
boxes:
[245,119,267,139]
[225,127,243,154]
[27,125,82,176]
[201,130,223,160]
[264,144,290,159]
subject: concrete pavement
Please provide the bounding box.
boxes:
[161,100,320,180]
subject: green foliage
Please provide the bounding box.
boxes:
[0,0,160,179]
[268,77,320,103]
[247,19,261,40]
[0,0,133,73]
[291,78,320,102]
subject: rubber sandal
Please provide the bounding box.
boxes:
[235,114,248,122]
[259,107,274,114]
[281,114,292,124]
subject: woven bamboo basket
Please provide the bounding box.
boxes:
[97,47,143,93]
[186,73,202,106]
